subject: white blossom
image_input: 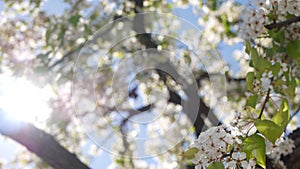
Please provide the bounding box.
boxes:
[191,125,250,168]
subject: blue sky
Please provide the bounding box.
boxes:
[41,0,69,16]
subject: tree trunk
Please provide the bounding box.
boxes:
[0,111,90,169]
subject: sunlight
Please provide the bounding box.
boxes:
[0,74,53,125]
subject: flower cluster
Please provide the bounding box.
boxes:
[190,125,257,169]
[277,0,300,17]
[241,0,300,41]
[266,137,295,169]
[260,71,273,91]
[227,152,256,169]
[232,109,257,135]
[240,8,268,40]
[285,22,300,41]
[267,137,295,158]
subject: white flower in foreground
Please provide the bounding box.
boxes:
[260,71,273,91]
[228,152,249,168]
[247,158,257,169]
[192,125,246,168]
[264,137,295,168]
[241,8,268,40]
[286,1,300,16]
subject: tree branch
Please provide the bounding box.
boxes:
[49,44,84,69]
[120,104,153,128]
[0,111,90,169]
[196,72,245,85]
[132,0,219,137]
[265,16,300,30]
[258,88,271,119]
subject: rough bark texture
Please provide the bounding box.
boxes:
[0,115,90,169]
[282,128,300,169]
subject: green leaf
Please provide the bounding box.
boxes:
[245,41,251,54]
[246,95,258,108]
[269,29,285,43]
[90,12,99,21]
[285,77,297,98]
[84,23,92,34]
[272,99,290,129]
[250,48,271,70]
[115,159,125,166]
[267,12,275,21]
[270,62,281,77]
[58,25,66,40]
[256,70,263,81]
[242,134,266,169]
[286,40,300,60]
[207,162,225,169]
[226,144,233,153]
[266,48,274,58]
[286,13,297,19]
[69,13,81,27]
[254,119,283,144]
[276,29,285,43]
[199,0,203,8]
[208,0,218,10]
[251,48,259,67]
[181,148,199,159]
[273,79,284,94]
[183,52,191,64]
[34,66,48,73]
[45,29,51,44]
[246,72,254,91]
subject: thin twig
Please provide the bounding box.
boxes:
[265,16,300,29]
[269,97,280,110]
[258,88,271,119]
[120,104,153,128]
[70,0,83,14]
[49,43,84,69]
[246,123,255,136]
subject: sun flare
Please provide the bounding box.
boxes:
[0,75,53,124]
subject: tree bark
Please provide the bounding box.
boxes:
[0,111,90,169]
[282,128,300,169]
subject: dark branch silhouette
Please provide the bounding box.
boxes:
[0,111,90,169]
[265,16,300,29]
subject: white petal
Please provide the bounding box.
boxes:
[240,152,247,160]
